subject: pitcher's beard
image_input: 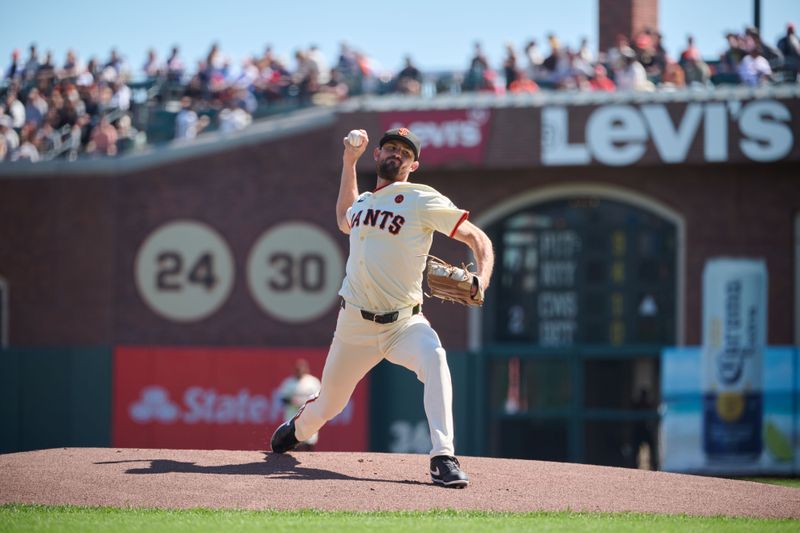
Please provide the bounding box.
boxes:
[377,159,401,181]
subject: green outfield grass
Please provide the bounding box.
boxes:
[742,477,800,489]
[1,505,798,533]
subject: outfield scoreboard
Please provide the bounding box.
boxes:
[490,197,677,347]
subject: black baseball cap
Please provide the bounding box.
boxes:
[379,127,421,161]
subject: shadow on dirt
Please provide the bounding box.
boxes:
[95,453,428,486]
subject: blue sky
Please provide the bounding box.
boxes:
[2,0,798,76]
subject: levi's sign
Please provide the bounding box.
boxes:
[541,100,795,166]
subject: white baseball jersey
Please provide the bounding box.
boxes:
[339,181,469,312]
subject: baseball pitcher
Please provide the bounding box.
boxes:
[271,127,494,488]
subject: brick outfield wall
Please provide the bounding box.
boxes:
[0,110,798,349]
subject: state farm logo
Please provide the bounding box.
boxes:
[130,386,181,422]
[128,385,353,425]
[389,109,491,150]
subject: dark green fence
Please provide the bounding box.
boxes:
[368,352,483,456]
[0,347,112,453]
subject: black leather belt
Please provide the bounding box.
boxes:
[340,299,420,324]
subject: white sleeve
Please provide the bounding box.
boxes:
[417,189,469,237]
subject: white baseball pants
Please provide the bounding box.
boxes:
[293,301,455,457]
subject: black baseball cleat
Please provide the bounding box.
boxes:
[270,419,299,453]
[430,455,469,488]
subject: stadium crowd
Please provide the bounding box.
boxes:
[1,22,798,163]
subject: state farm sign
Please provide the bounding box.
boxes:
[541,99,795,166]
[380,109,492,166]
[129,385,354,425]
[112,347,367,451]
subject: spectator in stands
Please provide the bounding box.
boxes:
[336,42,359,79]
[75,57,97,86]
[233,56,259,91]
[255,52,292,102]
[737,46,773,86]
[86,116,117,156]
[660,59,686,89]
[109,81,131,112]
[35,51,57,91]
[79,83,100,119]
[23,43,40,83]
[682,48,712,86]
[777,22,800,81]
[61,49,81,80]
[166,46,185,82]
[678,35,700,67]
[315,68,350,104]
[745,26,783,69]
[12,124,40,162]
[24,88,48,129]
[567,47,594,79]
[479,69,502,94]
[395,55,423,95]
[719,32,746,73]
[542,34,561,74]
[0,127,6,161]
[4,90,26,130]
[614,49,653,91]
[5,49,21,83]
[502,43,519,90]
[143,48,161,79]
[102,48,125,82]
[0,116,18,160]
[292,48,320,103]
[577,37,594,65]
[174,96,209,140]
[307,45,330,85]
[464,42,490,91]
[607,34,635,71]
[508,68,539,93]
[46,89,65,130]
[219,102,252,133]
[115,114,142,154]
[58,87,83,129]
[635,28,666,76]
[66,120,86,160]
[354,50,380,94]
[96,85,115,116]
[524,40,544,79]
[588,64,615,92]
[34,121,60,155]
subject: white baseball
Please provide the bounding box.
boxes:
[347,130,364,147]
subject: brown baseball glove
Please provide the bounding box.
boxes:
[424,255,484,306]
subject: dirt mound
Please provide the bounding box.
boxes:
[1,448,798,518]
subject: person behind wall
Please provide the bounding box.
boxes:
[632,388,658,470]
[277,359,321,451]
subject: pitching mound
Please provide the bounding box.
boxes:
[1,448,798,518]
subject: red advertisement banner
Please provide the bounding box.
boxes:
[379,109,492,166]
[112,347,368,451]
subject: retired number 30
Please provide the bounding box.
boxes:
[267,253,325,292]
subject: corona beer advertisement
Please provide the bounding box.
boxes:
[661,346,797,475]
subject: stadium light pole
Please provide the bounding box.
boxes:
[754,0,761,32]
